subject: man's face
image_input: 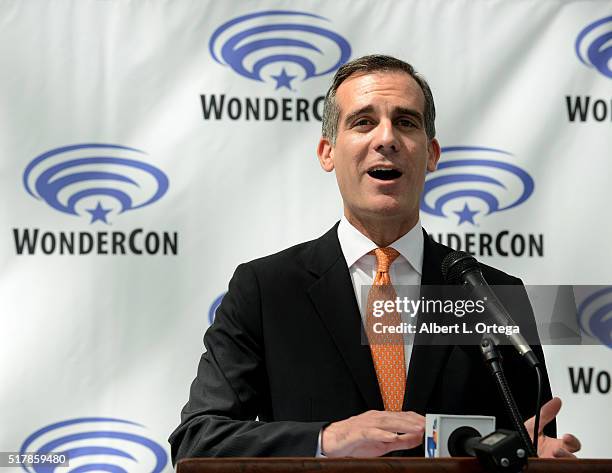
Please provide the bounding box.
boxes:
[318,71,440,226]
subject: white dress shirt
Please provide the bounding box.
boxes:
[316,216,425,456]
[337,215,424,370]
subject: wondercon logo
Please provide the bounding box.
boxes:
[577,287,612,348]
[23,143,169,224]
[209,10,351,90]
[420,146,534,226]
[19,417,168,473]
[575,15,612,79]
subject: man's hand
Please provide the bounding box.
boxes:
[321,410,425,457]
[524,397,581,458]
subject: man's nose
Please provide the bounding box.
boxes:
[373,119,398,154]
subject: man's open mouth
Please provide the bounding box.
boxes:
[367,168,403,181]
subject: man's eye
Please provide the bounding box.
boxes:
[397,118,417,128]
[354,118,373,127]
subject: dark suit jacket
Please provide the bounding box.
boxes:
[169,223,554,461]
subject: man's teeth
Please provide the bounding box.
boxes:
[368,168,402,180]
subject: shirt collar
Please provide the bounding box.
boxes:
[337,216,424,275]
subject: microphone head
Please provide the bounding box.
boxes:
[441,250,480,284]
[447,425,482,457]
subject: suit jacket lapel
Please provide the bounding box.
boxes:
[403,230,454,414]
[305,224,384,411]
[304,224,455,414]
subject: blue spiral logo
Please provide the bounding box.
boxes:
[19,417,168,473]
[577,287,612,348]
[575,15,612,78]
[208,293,226,325]
[420,146,534,226]
[23,143,169,224]
[209,10,351,90]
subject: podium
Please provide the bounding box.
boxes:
[176,458,612,473]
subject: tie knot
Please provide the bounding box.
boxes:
[370,247,400,273]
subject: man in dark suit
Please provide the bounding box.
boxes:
[169,55,580,461]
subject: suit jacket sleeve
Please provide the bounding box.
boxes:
[168,262,327,462]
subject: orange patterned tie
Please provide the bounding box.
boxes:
[365,247,406,412]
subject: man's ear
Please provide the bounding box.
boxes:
[427,138,441,172]
[317,137,334,172]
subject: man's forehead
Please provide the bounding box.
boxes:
[335,70,425,114]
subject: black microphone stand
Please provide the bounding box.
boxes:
[480,335,538,458]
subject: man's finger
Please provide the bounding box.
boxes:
[553,448,576,458]
[363,428,400,443]
[369,412,425,434]
[373,411,425,423]
[387,431,425,451]
[536,397,562,433]
[359,427,424,456]
[376,420,424,435]
[562,433,581,453]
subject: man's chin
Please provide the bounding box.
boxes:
[359,203,415,220]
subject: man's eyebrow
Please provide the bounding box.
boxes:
[343,105,375,127]
[342,105,424,127]
[394,107,424,125]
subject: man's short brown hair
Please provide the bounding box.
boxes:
[321,54,436,143]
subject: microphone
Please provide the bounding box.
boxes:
[441,250,541,368]
[425,413,495,458]
[425,414,528,471]
[449,427,528,472]
[447,425,482,456]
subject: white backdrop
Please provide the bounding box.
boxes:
[1,1,611,471]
